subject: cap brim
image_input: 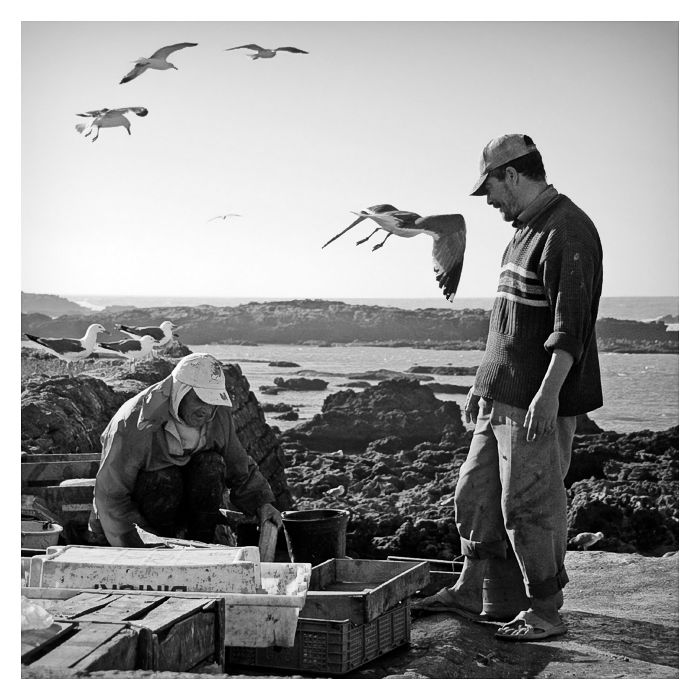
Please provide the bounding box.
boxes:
[469,171,489,196]
[192,386,232,407]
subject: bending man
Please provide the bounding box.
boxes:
[89,352,282,547]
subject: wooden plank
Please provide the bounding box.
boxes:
[153,612,217,671]
[21,622,76,665]
[137,597,210,632]
[298,593,365,624]
[258,520,278,562]
[22,461,100,485]
[36,592,120,619]
[30,623,127,669]
[22,453,101,463]
[387,555,465,572]
[21,495,61,522]
[74,628,138,672]
[73,594,167,622]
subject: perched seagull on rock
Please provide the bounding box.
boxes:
[225,44,308,60]
[208,213,242,222]
[117,320,178,350]
[322,204,467,302]
[569,531,604,550]
[75,107,149,142]
[98,335,157,370]
[119,42,198,84]
[24,323,107,376]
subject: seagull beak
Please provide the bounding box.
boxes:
[321,215,366,249]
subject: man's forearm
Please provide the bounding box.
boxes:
[539,348,575,398]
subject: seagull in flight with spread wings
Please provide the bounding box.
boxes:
[119,42,198,84]
[322,204,467,302]
[208,213,242,222]
[225,44,308,60]
[75,107,148,142]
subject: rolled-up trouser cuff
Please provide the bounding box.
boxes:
[461,537,509,560]
[526,565,569,599]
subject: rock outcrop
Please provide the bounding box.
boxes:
[282,378,466,452]
[273,377,328,390]
[20,300,678,352]
[21,358,294,511]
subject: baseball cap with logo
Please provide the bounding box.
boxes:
[172,353,232,407]
[470,134,540,196]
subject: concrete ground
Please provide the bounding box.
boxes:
[21,551,679,680]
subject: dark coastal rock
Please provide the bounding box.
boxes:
[338,381,372,388]
[21,376,126,454]
[276,410,299,421]
[20,301,677,353]
[282,378,465,451]
[268,361,300,367]
[347,369,434,381]
[408,366,479,375]
[20,356,294,511]
[259,385,281,395]
[261,403,295,413]
[425,382,470,394]
[281,420,678,559]
[158,339,192,358]
[273,377,329,390]
[575,413,603,434]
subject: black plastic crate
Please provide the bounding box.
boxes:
[226,600,410,675]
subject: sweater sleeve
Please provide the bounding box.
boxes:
[539,225,600,363]
[218,410,275,514]
[94,415,154,546]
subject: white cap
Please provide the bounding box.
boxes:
[171,353,232,407]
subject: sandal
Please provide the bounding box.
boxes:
[494,610,567,642]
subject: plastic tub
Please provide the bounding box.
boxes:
[21,521,63,549]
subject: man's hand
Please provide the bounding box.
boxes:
[464,387,481,424]
[524,390,559,442]
[257,503,283,528]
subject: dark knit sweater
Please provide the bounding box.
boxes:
[473,185,603,416]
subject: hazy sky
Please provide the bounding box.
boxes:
[21,20,678,301]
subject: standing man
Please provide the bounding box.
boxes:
[413,134,603,641]
[88,352,282,548]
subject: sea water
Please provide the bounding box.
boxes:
[190,343,679,435]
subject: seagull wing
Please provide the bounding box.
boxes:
[120,63,149,84]
[150,42,198,59]
[274,46,309,54]
[76,108,109,118]
[225,44,265,51]
[28,336,85,354]
[421,214,466,302]
[112,107,148,117]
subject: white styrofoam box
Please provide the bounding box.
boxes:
[219,562,312,647]
[29,545,262,593]
[24,546,312,647]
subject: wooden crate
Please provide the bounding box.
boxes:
[301,559,429,625]
[22,588,225,672]
[21,453,101,543]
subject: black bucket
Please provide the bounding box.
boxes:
[281,509,350,566]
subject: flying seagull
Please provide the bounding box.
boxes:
[98,335,157,370]
[322,204,467,302]
[117,320,178,349]
[208,213,242,222]
[75,107,148,142]
[225,44,308,60]
[24,323,107,376]
[119,42,198,84]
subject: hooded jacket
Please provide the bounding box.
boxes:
[90,375,275,546]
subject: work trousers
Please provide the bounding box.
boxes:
[133,449,227,542]
[455,398,576,599]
